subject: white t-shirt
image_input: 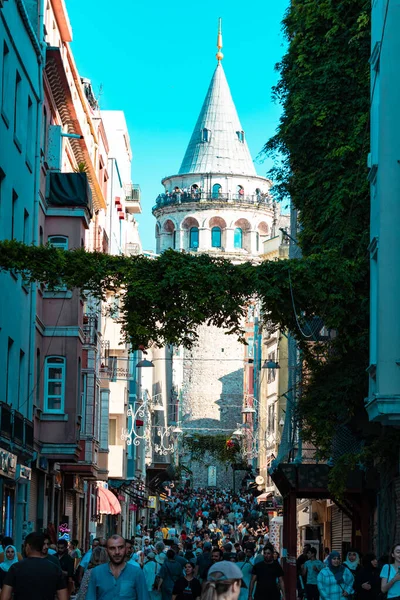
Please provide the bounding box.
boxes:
[380,564,400,598]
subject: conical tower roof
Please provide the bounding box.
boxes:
[178,62,257,176]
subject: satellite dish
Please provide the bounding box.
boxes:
[255,475,264,485]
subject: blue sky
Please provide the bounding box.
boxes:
[66,0,289,250]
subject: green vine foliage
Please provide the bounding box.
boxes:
[263,0,372,460]
[0,0,387,495]
[183,435,246,468]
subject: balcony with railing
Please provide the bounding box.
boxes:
[124,184,141,214]
[0,402,34,455]
[47,172,93,217]
[83,314,98,346]
[125,243,141,256]
[153,191,273,212]
[0,403,12,440]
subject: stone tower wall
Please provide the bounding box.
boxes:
[180,322,246,490]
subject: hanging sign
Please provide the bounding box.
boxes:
[58,522,71,541]
[0,450,17,479]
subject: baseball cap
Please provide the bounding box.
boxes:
[207,561,247,587]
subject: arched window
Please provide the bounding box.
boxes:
[189,227,199,249]
[234,228,243,249]
[48,235,68,250]
[202,128,211,142]
[212,184,222,199]
[211,227,221,248]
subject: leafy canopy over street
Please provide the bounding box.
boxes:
[0,0,384,475]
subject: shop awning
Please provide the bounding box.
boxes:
[108,479,147,504]
[97,486,121,515]
[256,491,274,504]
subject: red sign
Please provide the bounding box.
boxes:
[129,504,138,511]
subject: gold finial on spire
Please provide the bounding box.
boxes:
[216,17,224,62]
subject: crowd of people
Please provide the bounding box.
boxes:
[0,487,398,600]
[156,185,271,205]
[296,543,400,600]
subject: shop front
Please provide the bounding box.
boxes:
[0,449,17,538]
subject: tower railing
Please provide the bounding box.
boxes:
[153,191,273,211]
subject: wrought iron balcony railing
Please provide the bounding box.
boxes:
[124,184,141,214]
[153,191,273,211]
[83,314,98,346]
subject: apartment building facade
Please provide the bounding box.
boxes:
[0,0,143,549]
[0,0,43,548]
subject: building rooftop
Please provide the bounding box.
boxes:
[178,62,257,177]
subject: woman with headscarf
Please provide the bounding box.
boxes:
[317,552,354,600]
[143,552,162,600]
[344,551,361,576]
[355,553,380,600]
[0,546,18,590]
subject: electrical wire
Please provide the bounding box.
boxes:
[288,269,320,339]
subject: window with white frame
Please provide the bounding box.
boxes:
[267,403,275,435]
[267,351,276,383]
[44,356,66,413]
[48,235,68,250]
[47,236,68,291]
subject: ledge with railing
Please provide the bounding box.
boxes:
[124,184,141,213]
[153,191,273,211]
[0,402,34,452]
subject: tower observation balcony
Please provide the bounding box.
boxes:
[152,190,273,213]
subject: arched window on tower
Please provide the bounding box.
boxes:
[212,183,222,199]
[202,128,211,142]
[236,130,245,143]
[211,227,222,248]
[234,228,243,249]
[189,227,199,249]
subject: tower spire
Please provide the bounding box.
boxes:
[216,17,223,62]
